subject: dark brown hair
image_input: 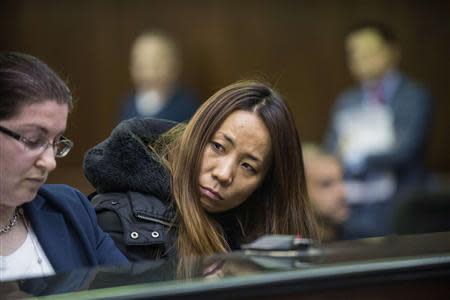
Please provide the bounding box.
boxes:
[165,80,316,262]
[0,52,72,120]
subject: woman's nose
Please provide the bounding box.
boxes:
[212,159,234,186]
[35,146,57,173]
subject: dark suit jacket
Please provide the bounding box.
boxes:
[325,73,433,186]
[22,184,128,273]
[119,86,199,123]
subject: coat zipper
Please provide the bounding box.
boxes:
[135,214,172,227]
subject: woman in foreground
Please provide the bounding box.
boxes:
[84,80,316,274]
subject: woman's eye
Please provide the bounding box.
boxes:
[242,163,256,174]
[211,141,225,152]
[23,137,44,149]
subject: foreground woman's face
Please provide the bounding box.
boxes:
[199,110,272,213]
[0,100,69,208]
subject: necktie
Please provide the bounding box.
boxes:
[371,84,384,105]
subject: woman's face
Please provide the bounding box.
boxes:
[199,110,272,213]
[0,100,69,208]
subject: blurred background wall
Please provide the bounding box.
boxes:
[1,0,449,194]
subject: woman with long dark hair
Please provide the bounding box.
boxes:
[84,80,316,271]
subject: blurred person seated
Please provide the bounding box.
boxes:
[303,144,349,242]
[0,52,127,282]
[324,21,433,238]
[84,80,318,278]
[119,30,200,122]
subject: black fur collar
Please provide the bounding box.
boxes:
[83,117,177,200]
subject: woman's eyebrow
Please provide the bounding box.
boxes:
[220,132,262,163]
[19,124,66,136]
[246,153,262,163]
[215,132,235,147]
[17,124,48,134]
[219,132,234,146]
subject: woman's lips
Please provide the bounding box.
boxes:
[27,177,46,184]
[200,186,223,201]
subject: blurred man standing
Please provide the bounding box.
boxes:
[119,31,199,122]
[324,22,433,238]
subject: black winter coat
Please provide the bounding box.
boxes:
[84,117,178,261]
